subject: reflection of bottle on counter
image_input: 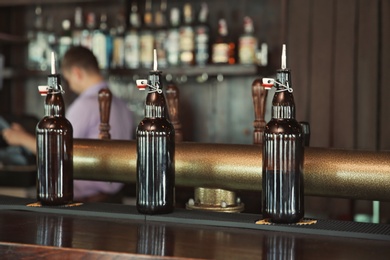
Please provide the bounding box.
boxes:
[36,215,73,247]
[136,50,175,214]
[262,44,304,223]
[136,224,173,256]
[36,53,73,206]
[263,234,297,260]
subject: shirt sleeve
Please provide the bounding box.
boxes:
[108,96,135,140]
[66,95,100,139]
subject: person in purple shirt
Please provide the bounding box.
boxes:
[62,46,134,201]
[3,46,134,202]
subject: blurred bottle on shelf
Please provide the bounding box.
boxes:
[27,6,48,70]
[195,2,210,66]
[179,3,195,66]
[111,12,126,69]
[166,7,180,67]
[41,15,57,70]
[211,18,235,64]
[154,0,168,68]
[81,12,96,50]
[58,19,72,61]
[139,0,154,68]
[124,1,141,69]
[257,42,268,67]
[72,7,84,46]
[238,16,257,65]
[92,13,112,69]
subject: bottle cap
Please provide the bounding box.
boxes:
[281,44,287,69]
[135,49,162,94]
[38,52,64,96]
[38,85,49,96]
[261,78,274,89]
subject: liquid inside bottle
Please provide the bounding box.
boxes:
[36,73,73,206]
[136,70,175,214]
[262,68,304,223]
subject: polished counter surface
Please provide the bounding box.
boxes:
[0,195,389,259]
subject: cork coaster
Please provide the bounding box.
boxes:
[256,218,317,226]
[26,201,83,208]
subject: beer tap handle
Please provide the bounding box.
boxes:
[166,82,183,142]
[98,88,112,140]
[252,78,268,145]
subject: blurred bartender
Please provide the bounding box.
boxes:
[2,46,134,202]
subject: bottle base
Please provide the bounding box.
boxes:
[137,205,174,215]
[262,212,304,224]
[38,196,73,206]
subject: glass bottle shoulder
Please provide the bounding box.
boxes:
[265,118,302,135]
[137,117,174,132]
[37,116,73,131]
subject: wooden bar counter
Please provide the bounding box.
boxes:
[0,196,389,259]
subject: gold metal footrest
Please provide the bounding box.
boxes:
[186,187,244,213]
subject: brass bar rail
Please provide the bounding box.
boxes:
[73,139,390,201]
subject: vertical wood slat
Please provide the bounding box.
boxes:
[332,0,357,149]
[379,0,390,149]
[308,0,335,147]
[287,0,311,123]
[287,0,385,150]
[356,0,379,150]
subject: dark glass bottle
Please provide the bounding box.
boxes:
[139,0,155,68]
[262,68,304,223]
[136,70,175,214]
[154,0,168,68]
[166,7,180,67]
[179,3,195,66]
[195,3,210,66]
[211,19,235,64]
[36,73,73,206]
[124,1,141,69]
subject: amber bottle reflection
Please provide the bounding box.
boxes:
[136,70,175,214]
[263,234,297,260]
[36,74,73,206]
[262,69,304,223]
[137,224,174,256]
[36,215,73,247]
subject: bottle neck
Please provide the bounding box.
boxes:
[271,69,296,119]
[45,92,65,117]
[145,71,167,119]
[183,4,192,24]
[218,20,228,37]
[45,74,65,117]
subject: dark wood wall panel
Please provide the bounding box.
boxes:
[286,0,387,150]
[308,0,335,147]
[332,0,357,149]
[287,0,311,123]
[379,0,390,150]
[356,0,379,150]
